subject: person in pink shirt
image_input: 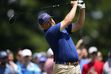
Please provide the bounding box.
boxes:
[44,48,54,74]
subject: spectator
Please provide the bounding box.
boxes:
[16,49,23,65]
[21,49,41,74]
[97,51,103,61]
[76,48,82,60]
[16,49,24,74]
[76,39,84,60]
[5,50,19,74]
[44,48,54,74]
[33,52,47,74]
[0,51,8,74]
[39,53,47,74]
[82,46,104,74]
[76,39,84,49]
[32,53,40,65]
[80,47,89,71]
[103,49,111,74]
[76,39,89,71]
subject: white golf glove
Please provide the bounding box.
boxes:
[77,0,85,9]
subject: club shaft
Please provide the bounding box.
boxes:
[41,3,71,9]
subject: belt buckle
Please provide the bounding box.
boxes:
[66,62,73,65]
[73,62,78,66]
[67,62,78,66]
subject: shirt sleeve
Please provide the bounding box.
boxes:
[50,23,61,34]
[50,23,72,34]
[65,23,72,34]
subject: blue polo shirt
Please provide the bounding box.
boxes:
[44,23,78,62]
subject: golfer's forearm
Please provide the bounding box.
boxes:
[67,6,77,21]
[71,8,85,32]
[63,5,77,25]
[60,4,77,31]
[77,9,85,27]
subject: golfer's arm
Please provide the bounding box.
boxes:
[60,3,77,31]
[71,8,85,32]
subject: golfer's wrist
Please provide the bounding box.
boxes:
[78,3,85,9]
[73,4,77,8]
[71,1,78,7]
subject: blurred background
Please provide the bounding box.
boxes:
[0,0,111,60]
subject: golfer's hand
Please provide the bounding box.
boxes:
[71,1,78,7]
[77,0,85,9]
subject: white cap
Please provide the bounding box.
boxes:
[21,49,32,57]
[47,48,53,57]
[88,46,98,54]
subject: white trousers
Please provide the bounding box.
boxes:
[53,64,81,74]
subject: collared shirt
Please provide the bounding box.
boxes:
[16,61,23,74]
[21,62,41,74]
[44,23,78,62]
[5,63,19,74]
[0,62,19,74]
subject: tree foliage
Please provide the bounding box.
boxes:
[0,0,111,57]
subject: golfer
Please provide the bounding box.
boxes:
[38,0,85,74]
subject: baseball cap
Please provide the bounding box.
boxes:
[38,12,51,25]
[0,51,7,59]
[88,46,98,54]
[47,48,53,57]
[21,49,32,57]
[39,56,47,63]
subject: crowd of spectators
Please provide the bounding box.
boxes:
[0,39,111,74]
[76,39,111,74]
[0,48,54,74]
